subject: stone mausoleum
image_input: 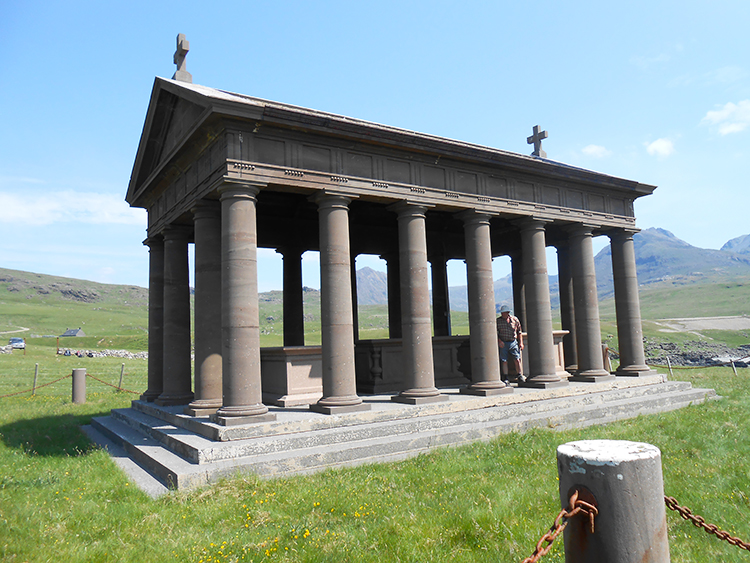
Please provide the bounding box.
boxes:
[127,37,655,428]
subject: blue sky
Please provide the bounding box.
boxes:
[1,1,748,291]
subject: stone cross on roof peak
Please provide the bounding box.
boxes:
[527,125,548,158]
[172,33,193,83]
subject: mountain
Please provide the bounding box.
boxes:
[360,228,750,312]
[595,228,750,298]
[355,267,387,305]
[721,234,750,254]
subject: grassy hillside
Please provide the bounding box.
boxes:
[598,278,750,321]
[2,267,748,358]
[0,268,148,350]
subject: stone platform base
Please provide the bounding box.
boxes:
[83,374,717,497]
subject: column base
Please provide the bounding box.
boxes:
[184,406,220,416]
[391,393,450,405]
[569,374,616,383]
[310,402,372,415]
[615,366,658,377]
[519,377,569,390]
[155,392,194,406]
[139,390,161,402]
[211,412,277,426]
[461,382,513,396]
[184,398,223,416]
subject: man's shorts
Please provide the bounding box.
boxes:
[500,339,521,362]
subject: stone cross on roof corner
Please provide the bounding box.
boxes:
[172,33,193,83]
[527,125,548,158]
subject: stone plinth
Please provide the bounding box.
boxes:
[261,346,323,407]
[521,331,571,380]
[355,337,471,394]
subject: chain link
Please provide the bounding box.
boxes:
[522,490,598,563]
[665,495,750,551]
[85,373,140,395]
[0,373,73,398]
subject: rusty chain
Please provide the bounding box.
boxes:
[522,489,598,563]
[85,373,140,395]
[0,372,139,399]
[665,495,750,551]
[0,373,73,398]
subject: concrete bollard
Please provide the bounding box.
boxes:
[72,368,86,404]
[557,440,670,563]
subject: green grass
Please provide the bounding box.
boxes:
[3,269,750,561]
[1,365,749,562]
[600,278,750,320]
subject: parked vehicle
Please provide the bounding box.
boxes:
[9,337,25,349]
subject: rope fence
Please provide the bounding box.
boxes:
[0,370,140,399]
[0,373,73,399]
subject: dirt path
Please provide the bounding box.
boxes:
[0,327,30,335]
[653,315,750,333]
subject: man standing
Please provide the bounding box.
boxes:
[496,304,525,383]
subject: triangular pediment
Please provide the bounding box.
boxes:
[127,79,211,206]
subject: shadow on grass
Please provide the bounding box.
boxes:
[0,411,112,456]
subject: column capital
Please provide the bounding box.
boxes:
[218,181,263,201]
[275,245,306,259]
[387,200,434,217]
[162,224,192,240]
[607,227,640,242]
[455,208,494,225]
[379,250,398,261]
[427,253,448,266]
[564,223,598,238]
[310,190,356,209]
[513,216,550,232]
[191,199,221,219]
[143,234,164,248]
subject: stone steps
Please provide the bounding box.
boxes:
[84,378,717,496]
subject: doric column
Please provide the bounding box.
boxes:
[459,210,511,396]
[390,202,446,404]
[510,252,527,331]
[311,193,369,414]
[278,246,305,347]
[556,241,578,373]
[567,225,613,382]
[381,252,402,339]
[156,225,194,405]
[213,183,275,424]
[517,218,567,388]
[185,202,223,415]
[141,235,164,402]
[609,229,654,376]
[429,253,452,337]
[351,250,360,342]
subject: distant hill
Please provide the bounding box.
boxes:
[405,228,750,312]
[4,227,750,322]
[0,268,147,306]
[595,228,750,298]
[721,233,750,254]
[356,267,387,305]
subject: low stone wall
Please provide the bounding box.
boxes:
[644,339,750,367]
[58,348,148,360]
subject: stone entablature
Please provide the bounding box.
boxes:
[131,79,650,238]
